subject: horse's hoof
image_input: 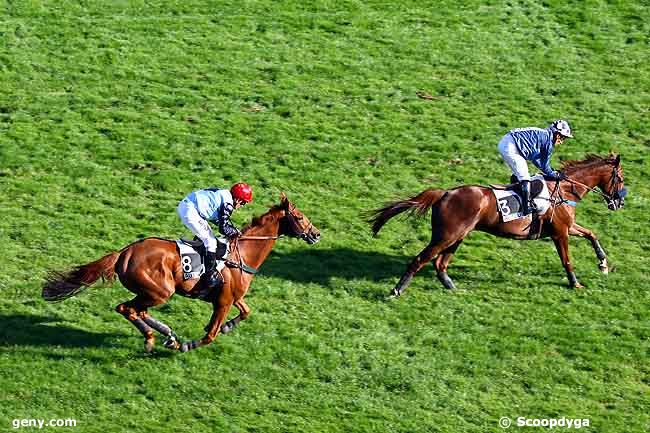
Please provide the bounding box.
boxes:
[180,341,198,353]
[221,323,232,334]
[599,259,609,274]
[437,273,456,290]
[570,282,585,289]
[163,337,180,350]
[180,340,200,352]
[385,292,400,301]
[144,338,155,353]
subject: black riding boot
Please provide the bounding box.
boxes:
[520,180,536,215]
[204,251,222,289]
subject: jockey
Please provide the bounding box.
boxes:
[177,182,253,288]
[497,119,573,215]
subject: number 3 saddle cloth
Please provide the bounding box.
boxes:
[490,174,551,222]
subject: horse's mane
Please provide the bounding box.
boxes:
[241,204,284,234]
[561,154,618,174]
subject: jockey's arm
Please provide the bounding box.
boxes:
[534,144,559,178]
[533,158,561,179]
[218,219,241,238]
[217,203,241,238]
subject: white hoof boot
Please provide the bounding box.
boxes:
[599,259,609,274]
[163,336,180,350]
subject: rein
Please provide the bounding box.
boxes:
[237,235,281,240]
[228,230,283,277]
[227,241,259,275]
[562,164,627,210]
[548,181,577,209]
[562,176,609,201]
[226,206,314,280]
[227,235,280,277]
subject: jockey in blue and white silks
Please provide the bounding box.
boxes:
[177,183,253,288]
[498,120,573,215]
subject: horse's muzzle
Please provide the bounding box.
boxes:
[302,231,321,244]
[607,188,627,211]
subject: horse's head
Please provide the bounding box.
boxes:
[563,154,627,211]
[278,193,321,244]
[600,154,627,211]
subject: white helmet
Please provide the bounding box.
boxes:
[550,119,573,138]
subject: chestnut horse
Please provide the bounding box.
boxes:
[369,154,627,297]
[43,194,320,352]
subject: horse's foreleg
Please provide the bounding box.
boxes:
[569,223,609,274]
[180,303,232,352]
[434,241,463,290]
[221,299,251,334]
[552,233,584,289]
[116,301,156,353]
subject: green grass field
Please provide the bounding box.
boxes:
[1,1,649,432]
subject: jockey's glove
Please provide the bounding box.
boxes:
[551,170,566,180]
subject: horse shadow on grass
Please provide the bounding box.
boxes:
[0,313,197,358]
[257,247,430,299]
[0,313,123,349]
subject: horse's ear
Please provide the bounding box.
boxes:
[280,192,289,208]
[615,154,621,166]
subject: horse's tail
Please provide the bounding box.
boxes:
[368,188,447,236]
[42,251,121,302]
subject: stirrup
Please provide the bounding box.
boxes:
[206,271,223,289]
[523,201,538,215]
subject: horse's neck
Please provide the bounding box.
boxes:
[563,166,606,199]
[236,216,280,269]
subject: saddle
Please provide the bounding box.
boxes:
[176,238,229,299]
[489,178,545,199]
[179,237,228,261]
[180,238,205,255]
[489,174,552,224]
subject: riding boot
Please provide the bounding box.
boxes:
[204,251,222,289]
[520,180,536,215]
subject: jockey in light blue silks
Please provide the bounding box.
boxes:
[498,119,573,215]
[177,182,253,289]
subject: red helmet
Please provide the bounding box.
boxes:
[230,182,253,203]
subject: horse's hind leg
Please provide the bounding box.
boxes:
[434,241,463,290]
[116,298,156,353]
[116,285,174,353]
[124,271,177,351]
[221,299,251,334]
[141,313,182,350]
[391,237,458,297]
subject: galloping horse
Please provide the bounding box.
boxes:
[43,194,321,352]
[369,154,626,297]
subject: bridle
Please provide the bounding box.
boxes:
[283,204,316,242]
[235,205,314,242]
[561,164,627,210]
[227,205,317,280]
